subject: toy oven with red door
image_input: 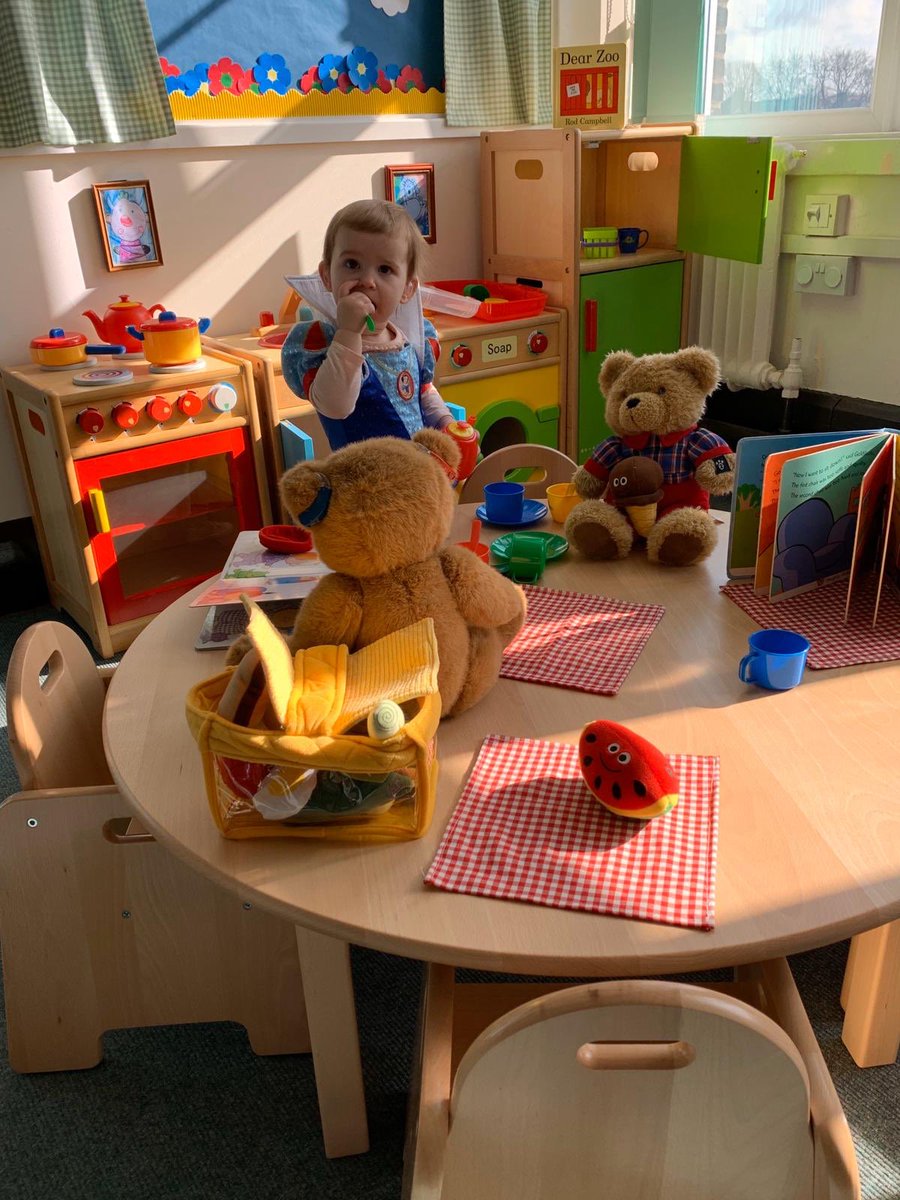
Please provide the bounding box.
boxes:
[2,348,271,657]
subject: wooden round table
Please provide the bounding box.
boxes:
[104,505,900,974]
[103,505,900,1154]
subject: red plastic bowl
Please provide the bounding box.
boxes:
[259,525,313,554]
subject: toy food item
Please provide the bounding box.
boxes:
[463,283,490,301]
[367,699,405,739]
[578,719,678,819]
[605,457,664,537]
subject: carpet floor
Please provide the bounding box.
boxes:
[0,605,897,1199]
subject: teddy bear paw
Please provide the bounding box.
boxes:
[647,509,718,567]
[564,500,632,560]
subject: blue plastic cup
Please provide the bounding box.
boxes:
[484,481,525,523]
[738,628,811,691]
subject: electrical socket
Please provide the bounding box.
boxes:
[793,255,855,296]
[802,194,849,237]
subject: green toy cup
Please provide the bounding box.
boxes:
[504,532,548,583]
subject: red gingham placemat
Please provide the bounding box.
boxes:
[500,585,665,695]
[426,735,719,930]
[722,576,900,669]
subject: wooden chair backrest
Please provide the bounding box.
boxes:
[442,979,815,1200]
[459,444,577,503]
[278,288,301,325]
[6,622,112,791]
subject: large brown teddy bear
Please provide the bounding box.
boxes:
[230,429,526,718]
[565,347,735,567]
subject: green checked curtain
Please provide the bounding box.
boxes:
[444,0,551,127]
[0,0,175,148]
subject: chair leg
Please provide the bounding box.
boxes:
[294,926,369,1158]
[841,922,900,1067]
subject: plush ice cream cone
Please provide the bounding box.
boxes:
[625,501,659,537]
[605,457,664,537]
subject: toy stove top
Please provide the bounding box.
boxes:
[9,352,250,454]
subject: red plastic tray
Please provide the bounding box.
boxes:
[428,280,548,322]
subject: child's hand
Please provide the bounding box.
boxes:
[335,283,375,334]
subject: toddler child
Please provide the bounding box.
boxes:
[281,199,454,450]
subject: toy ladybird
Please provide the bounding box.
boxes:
[578,720,678,819]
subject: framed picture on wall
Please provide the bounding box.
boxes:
[91,180,163,271]
[384,164,436,244]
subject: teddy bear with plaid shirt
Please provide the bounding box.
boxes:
[566,347,735,567]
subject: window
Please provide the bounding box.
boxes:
[701,0,900,134]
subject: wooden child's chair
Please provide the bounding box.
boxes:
[459,444,577,503]
[0,621,310,1074]
[407,959,860,1199]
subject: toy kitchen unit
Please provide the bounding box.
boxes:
[2,345,271,657]
[426,284,567,458]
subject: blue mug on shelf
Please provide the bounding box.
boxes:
[618,226,650,254]
[739,628,811,691]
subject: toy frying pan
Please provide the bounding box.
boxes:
[258,525,313,554]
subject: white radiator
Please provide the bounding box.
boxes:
[688,148,802,397]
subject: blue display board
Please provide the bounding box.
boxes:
[147,0,444,98]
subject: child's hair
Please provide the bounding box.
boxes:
[322,199,426,280]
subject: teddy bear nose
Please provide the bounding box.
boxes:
[625,396,641,409]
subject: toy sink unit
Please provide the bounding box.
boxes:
[424,280,548,323]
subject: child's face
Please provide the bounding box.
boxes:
[320,226,417,327]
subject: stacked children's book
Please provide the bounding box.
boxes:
[727,428,900,625]
[192,530,331,650]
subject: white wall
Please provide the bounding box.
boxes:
[773,140,900,404]
[0,123,481,521]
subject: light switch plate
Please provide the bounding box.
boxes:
[794,254,855,296]
[802,194,849,236]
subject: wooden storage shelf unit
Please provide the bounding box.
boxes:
[481,124,773,462]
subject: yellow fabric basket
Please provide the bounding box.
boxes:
[185,609,441,841]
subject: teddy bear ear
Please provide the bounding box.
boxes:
[279,462,330,523]
[673,346,721,395]
[599,350,635,394]
[413,427,462,471]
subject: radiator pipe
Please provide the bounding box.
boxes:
[724,337,802,396]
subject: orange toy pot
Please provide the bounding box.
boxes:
[29,329,125,369]
[83,294,166,355]
[126,310,211,366]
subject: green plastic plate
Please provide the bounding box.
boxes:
[490,531,569,564]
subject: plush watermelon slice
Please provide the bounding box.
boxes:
[578,720,678,820]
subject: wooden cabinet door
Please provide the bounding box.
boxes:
[577,261,683,462]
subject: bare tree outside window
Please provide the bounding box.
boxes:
[711,0,881,116]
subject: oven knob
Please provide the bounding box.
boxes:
[450,342,472,369]
[76,407,104,435]
[177,389,202,417]
[206,382,238,413]
[145,396,172,424]
[111,402,139,431]
[527,330,549,355]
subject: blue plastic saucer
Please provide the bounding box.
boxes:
[476,499,549,528]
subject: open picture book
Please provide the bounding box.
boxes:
[190,530,332,608]
[727,428,900,624]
